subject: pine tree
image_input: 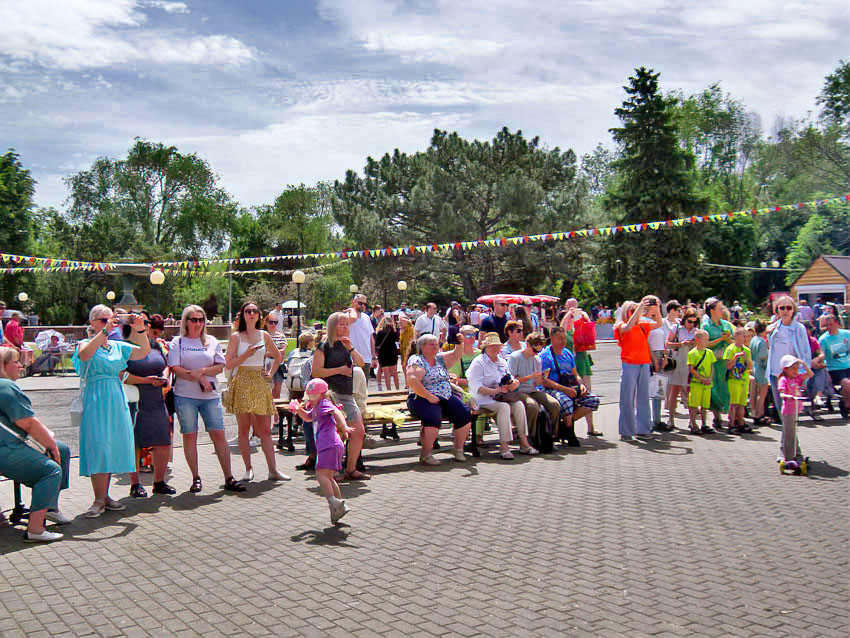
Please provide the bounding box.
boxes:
[603,67,708,300]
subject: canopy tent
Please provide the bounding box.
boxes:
[281,300,307,309]
[476,293,559,305]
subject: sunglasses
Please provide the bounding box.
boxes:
[266,320,277,325]
[462,334,476,339]
[94,318,109,324]
[778,306,793,311]
[187,317,205,323]
[243,308,259,315]
[686,319,698,324]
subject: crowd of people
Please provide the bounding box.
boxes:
[1,290,848,541]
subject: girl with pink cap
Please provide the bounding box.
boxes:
[289,378,353,523]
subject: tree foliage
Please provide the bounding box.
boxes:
[602,67,708,300]
[332,127,589,301]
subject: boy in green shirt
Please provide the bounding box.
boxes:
[724,327,753,434]
[687,330,716,434]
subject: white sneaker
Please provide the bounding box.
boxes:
[519,446,539,456]
[249,436,261,447]
[452,449,467,462]
[331,499,350,524]
[268,470,291,481]
[46,510,72,525]
[243,469,254,482]
[419,454,441,466]
[24,530,63,542]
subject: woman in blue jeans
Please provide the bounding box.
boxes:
[168,305,245,493]
[0,346,71,542]
[406,334,471,466]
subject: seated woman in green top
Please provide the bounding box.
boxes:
[0,346,71,542]
[448,325,480,390]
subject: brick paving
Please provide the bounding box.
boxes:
[2,397,849,637]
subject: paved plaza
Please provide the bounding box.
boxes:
[2,345,849,637]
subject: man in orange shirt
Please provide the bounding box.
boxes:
[615,297,663,440]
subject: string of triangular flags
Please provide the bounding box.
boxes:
[1,195,846,274]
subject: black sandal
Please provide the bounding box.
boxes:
[130,483,148,498]
[224,476,246,492]
[189,477,202,493]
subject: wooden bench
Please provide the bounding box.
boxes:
[273,389,487,457]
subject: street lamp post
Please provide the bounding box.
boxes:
[149,270,165,313]
[292,270,306,337]
[397,280,407,310]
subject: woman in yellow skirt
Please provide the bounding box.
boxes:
[224,301,289,482]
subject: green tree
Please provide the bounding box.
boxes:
[817,59,850,129]
[784,202,850,285]
[64,139,238,262]
[603,67,708,300]
[0,150,36,303]
[333,127,589,300]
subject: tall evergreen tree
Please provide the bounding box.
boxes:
[603,67,708,300]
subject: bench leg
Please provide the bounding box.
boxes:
[466,415,481,457]
[10,481,28,525]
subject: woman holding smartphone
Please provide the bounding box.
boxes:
[169,305,245,493]
[124,317,175,497]
[224,301,288,482]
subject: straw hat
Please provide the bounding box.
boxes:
[478,332,503,349]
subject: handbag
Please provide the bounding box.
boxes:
[573,318,597,352]
[122,371,140,403]
[164,337,180,416]
[70,353,91,428]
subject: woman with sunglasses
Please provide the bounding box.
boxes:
[700,298,734,430]
[766,296,811,421]
[124,314,175,497]
[666,308,699,429]
[73,304,151,517]
[169,305,245,493]
[224,301,288,482]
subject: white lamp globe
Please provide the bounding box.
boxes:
[17,292,28,303]
[149,270,165,286]
[106,290,116,301]
[397,280,408,292]
[349,284,359,294]
[292,270,306,285]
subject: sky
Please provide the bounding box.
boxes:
[1,0,848,212]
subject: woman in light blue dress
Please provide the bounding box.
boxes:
[73,304,150,518]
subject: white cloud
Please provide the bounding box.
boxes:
[145,1,190,14]
[0,0,253,70]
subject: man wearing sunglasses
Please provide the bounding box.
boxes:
[480,301,509,343]
[347,293,377,380]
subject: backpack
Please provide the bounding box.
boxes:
[532,409,554,454]
[286,350,312,391]
[298,353,314,391]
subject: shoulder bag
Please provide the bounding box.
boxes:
[70,353,91,428]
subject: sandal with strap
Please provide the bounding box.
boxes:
[343,470,371,481]
[189,477,202,493]
[129,483,148,498]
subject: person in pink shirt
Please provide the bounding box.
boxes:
[290,378,354,524]
[777,354,814,464]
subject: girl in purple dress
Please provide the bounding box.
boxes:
[290,378,353,524]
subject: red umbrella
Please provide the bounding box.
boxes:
[529,294,559,303]
[476,293,536,305]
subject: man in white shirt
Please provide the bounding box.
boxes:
[414,303,447,343]
[347,293,377,378]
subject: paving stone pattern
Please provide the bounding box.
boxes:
[2,402,848,637]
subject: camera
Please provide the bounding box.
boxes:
[499,373,514,386]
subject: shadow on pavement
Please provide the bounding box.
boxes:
[805,459,850,480]
[291,525,358,547]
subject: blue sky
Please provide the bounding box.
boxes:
[1,0,847,212]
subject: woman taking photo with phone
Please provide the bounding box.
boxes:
[224,301,288,482]
[73,304,151,517]
[124,315,175,498]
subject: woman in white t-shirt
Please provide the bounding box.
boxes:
[168,305,245,493]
